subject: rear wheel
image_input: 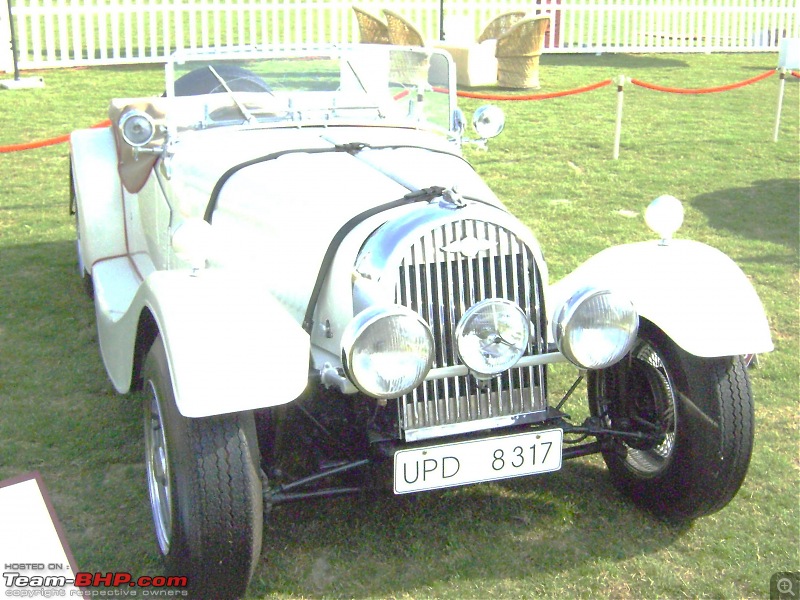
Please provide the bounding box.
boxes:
[588,323,754,521]
[143,335,263,599]
[71,163,93,299]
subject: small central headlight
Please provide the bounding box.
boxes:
[455,299,530,379]
[341,306,434,399]
[554,287,638,370]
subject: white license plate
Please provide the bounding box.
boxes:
[394,429,563,494]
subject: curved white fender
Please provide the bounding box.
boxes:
[144,270,310,417]
[94,261,310,418]
[547,239,773,358]
[70,127,126,271]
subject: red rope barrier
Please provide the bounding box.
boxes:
[0,67,789,153]
[791,70,800,79]
[452,79,613,101]
[0,119,110,154]
[630,69,775,94]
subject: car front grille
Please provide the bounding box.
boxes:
[395,219,548,441]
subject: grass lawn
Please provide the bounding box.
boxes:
[0,51,797,599]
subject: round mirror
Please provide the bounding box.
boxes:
[472,105,505,139]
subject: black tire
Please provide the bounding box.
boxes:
[173,65,272,97]
[588,322,754,522]
[71,163,93,299]
[75,213,93,299]
[143,335,263,599]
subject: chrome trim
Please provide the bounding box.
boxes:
[358,211,549,440]
[355,202,543,284]
[423,353,567,380]
[403,410,549,442]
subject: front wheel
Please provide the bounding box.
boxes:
[588,322,754,522]
[143,335,263,599]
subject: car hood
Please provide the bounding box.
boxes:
[163,126,505,324]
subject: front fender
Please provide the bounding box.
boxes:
[547,240,773,358]
[144,270,310,417]
[70,127,126,272]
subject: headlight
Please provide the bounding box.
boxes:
[119,110,155,146]
[455,299,530,379]
[554,287,638,370]
[341,306,434,399]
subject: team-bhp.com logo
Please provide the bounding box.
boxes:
[4,569,188,597]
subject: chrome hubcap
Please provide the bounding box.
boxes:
[144,381,172,554]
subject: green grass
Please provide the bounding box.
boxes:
[0,52,798,599]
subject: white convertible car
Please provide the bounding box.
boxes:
[70,45,773,598]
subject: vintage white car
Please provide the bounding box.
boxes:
[70,45,773,598]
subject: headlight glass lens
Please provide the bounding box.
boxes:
[120,110,155,146]
[342,306,434,398]
[555,288,639,370]
[455,299,530,378]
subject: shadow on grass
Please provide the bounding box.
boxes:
[541,53,690,70]
[691,178,800,250]
[253,459,690,598]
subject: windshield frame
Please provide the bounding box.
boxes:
[163,45,458,137]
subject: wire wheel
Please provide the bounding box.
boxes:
[589,321,754,521]
[618,340,677,477]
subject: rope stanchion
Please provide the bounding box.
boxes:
[630,70,775,94]
[612,75,626,160]
[0,119,111,154]
[774,68,790,142]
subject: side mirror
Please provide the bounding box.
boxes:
[458,105,505,149]
[472,105,505,140]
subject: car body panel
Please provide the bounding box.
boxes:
[92,256,310,416]
[547,239,774,357]
[70,128,126,270]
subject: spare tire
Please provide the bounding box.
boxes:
[172,64,271,96]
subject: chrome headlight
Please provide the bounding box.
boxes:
[119,110,155,147]
[341,306,434,399]
[554,287,638,370]
[455,299,530,379]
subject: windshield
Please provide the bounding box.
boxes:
[164,46,456,136]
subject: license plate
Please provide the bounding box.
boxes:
[393,429,563,494]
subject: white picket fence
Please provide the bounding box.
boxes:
[1,0,797,73]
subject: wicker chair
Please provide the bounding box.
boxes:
[495,16,550,89]
[382,9,425,46]
[382,9,429,87]
[352,7,389,44]
[477,11,527,44]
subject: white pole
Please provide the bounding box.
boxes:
[0,0,11,74]
[773,68,787,142]
[613,74,626,160]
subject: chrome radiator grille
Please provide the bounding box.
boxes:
[395,219,547,441]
